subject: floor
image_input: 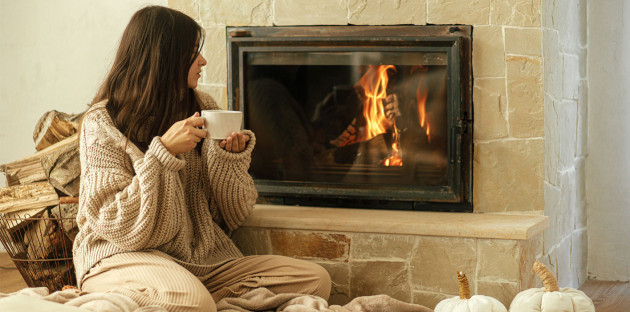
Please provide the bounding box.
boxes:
[1,252,629,310]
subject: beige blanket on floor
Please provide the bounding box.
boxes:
[0,287,166,312]
[215,287,434,312]
[1,287,434,312]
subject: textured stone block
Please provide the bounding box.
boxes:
[477,239,519,282]
[563,54,580,100]
[554,0,585,54]
[543,182,561,254]
[543,28,562,100]
[556,236,573,287]
[196,83,227,109]
[558,99,577,170]
[351,233,415,260]
[274,0,347,25]
[505,27,542,56]
[427,0,490,25]
[473,78,508,140]
[472,26,504,78]
[559,168,577,237]
[473,139,544,213]
[231,227,271,255]
[410,236,477,294]
[348,0,425,25]
[316,262,351,305]
[506,55,543,138]
[202,25,227,85]
[490,0,541,27]
[200,0,272,26]
[544,95,559,186]
[541,0,555,29]
[477,281,519,308]
[519,236,543,289]
[351,260,410,302]
[412,290,453,310]
[169,0,199,20]
[270,231,350,261]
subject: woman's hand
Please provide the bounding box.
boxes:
[161,112,206,155]
[220,132,250,153]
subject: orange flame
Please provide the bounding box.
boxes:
[358,65,396,141]
[416,83,431,143]
[356,65,403,166]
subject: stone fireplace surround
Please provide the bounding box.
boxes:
[169,0,586,309]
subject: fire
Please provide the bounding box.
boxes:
[416,83,431,142]
[355,65,433,167]
[358,65,396,141]
[356,65,402,166]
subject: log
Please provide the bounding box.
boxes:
[0,182,59,215]
[32,110,81,151]
[0,134,78,186]
[24,210,69,260]
[1,206,47,233]
[41,139,80,197]
[24,211,52,260]
[50,200,79,241]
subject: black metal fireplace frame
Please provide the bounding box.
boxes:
[227,25,472,212]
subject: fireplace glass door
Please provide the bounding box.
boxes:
[228,26,472,211]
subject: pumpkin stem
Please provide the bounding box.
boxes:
[457,271,471,299]
[532,261,560,292]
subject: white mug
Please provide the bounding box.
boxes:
[201,110,243,140]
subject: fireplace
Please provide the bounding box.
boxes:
[227,26,472,211]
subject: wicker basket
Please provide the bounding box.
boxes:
[0,197,78,291]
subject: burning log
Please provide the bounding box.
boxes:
[32,110,81,151]
[0,134,78,186]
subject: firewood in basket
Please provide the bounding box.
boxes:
[50,203,79,241]
[41,139,80,197]
[0,135,78,186]
[32,110,82,151]
[24,211,52,260]
[24,212,72,260]
[1,206,48,235]
[30,260,75,289]
[0,182,59,215]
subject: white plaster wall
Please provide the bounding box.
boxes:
[586,0,630,281]
[0,0,167,252]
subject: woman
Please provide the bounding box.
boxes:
[73,6,330,312]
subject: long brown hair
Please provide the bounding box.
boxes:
[93,6,205,152]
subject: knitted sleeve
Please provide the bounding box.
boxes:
[201,130,258,231]
[79,111,186,251]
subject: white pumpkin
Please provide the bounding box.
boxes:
[435,271,508,312]
[509,261,595,312]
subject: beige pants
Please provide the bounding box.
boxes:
[81,251,331,312]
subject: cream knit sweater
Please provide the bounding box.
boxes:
[72,91,257,287]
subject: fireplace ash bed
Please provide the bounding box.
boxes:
[227,26,472,212]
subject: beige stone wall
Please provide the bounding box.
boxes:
[170,0,546,214]
[233,227,541,308]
